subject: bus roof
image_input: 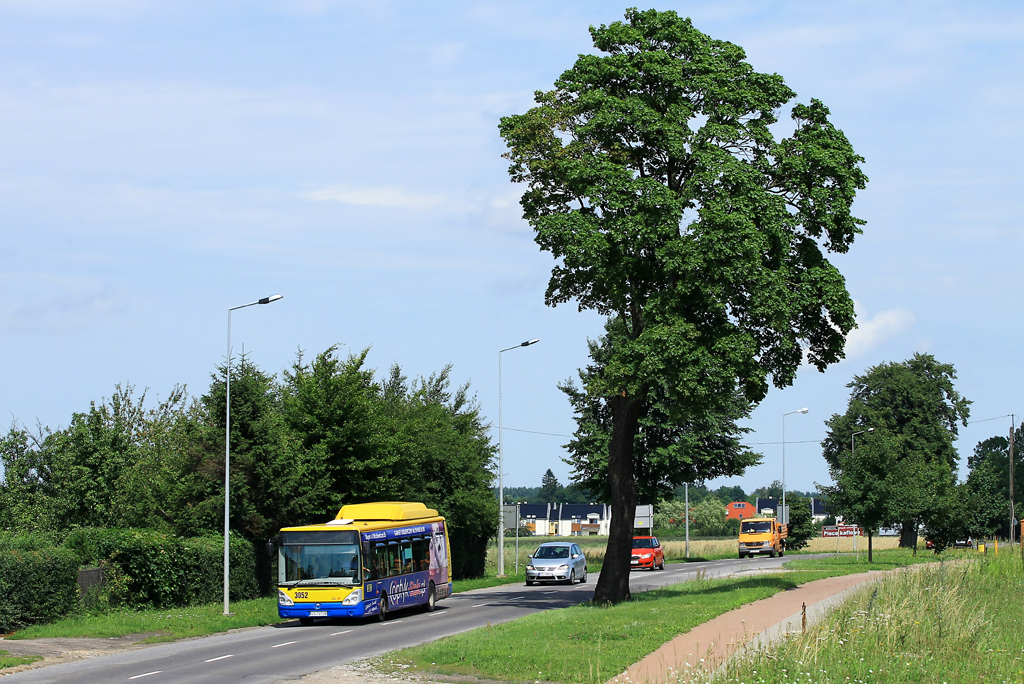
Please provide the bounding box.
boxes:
[278,501,443,534]
[337,501,438,521]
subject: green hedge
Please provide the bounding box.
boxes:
[0,547,80,633]
[64,528,258,609]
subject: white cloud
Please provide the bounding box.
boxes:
[0,275,126,335]
[843,303,916,361]
[305,186,446,210]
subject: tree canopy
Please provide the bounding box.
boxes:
[500,9,866,602]
[821,353,971,552]
[0,348,497,580]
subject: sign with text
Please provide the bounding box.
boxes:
[822,525,863,538]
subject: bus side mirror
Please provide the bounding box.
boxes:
[266,536,278,558]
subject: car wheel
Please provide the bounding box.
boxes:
[299,617,314,626]
[424,582,436,612]
[566,569,575,585]
[526,580,534,586]
[580,567,587,583]
[377,593,389,622]
[659,559,665,570]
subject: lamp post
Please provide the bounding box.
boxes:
[224,293,283,616]
[851,428,874,457]
[782,408,809,519]
[497,338,539,577]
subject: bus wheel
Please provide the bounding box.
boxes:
[299,617,314,626]
[425,582,436,612]
[377,594,389,622]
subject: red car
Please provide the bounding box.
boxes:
[631,536,665,570]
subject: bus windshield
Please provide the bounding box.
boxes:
[740,521,773,534]
[279,531,361,586]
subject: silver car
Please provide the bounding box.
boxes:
[525,542,588,585]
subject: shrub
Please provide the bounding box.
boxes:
[63,528,257,609]
[0,547,80,633]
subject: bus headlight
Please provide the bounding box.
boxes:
[278,589,294,606]
[341,589,361,606]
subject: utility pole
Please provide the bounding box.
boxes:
[1010,415,1016,547]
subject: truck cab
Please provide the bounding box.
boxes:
[738,517,787,559]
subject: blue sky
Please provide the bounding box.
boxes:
[1,1,1022,496]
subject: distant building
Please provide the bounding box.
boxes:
[515,503,611,536]
[754,496,830,522]
[755,497,780,516]
[513,503,655,536]
[726,501,756,520]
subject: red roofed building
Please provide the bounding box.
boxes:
[726,501,756,520]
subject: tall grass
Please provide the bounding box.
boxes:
[709,551,1024,683]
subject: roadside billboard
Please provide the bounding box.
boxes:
[821,525,863,538]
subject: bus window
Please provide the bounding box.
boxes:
[373,543,388,580]
[388,541,401,577]
[412,536,428,571]
[401,540,414,574]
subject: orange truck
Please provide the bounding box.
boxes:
[738,517,787,558]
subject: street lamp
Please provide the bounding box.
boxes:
[224,293,283,615]
[782,408,809,520]
[851,428,874,457]
[497,338,539,577]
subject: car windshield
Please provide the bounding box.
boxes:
[632,538,654,548]
[741,521,773,534]
[533,545,570,559]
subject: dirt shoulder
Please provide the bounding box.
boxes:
[0,633,161,676]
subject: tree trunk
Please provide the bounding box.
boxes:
[592,394,641,604]
[868,531,873,564]
[899,519,916,548]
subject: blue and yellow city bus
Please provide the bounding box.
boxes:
[276,501,452,623]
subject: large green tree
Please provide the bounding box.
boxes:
[821,353,971,550]
[499,10,866,602]
[967,425,1023,538]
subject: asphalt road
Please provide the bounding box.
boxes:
[3,554,807,684]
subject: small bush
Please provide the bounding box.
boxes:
[0,547,80,633]
[63,528,257,609]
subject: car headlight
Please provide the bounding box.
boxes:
[278,589,294,606]
[642,553,652,559]
[557,564,569,570]
[527,565,535,570]
[341,588,361,606]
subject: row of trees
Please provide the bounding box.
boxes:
[0,347,497,578]
[821,353,1015,559]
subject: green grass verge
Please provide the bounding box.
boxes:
[385,549,944,684]
[0,650,42,669]
[7,598,284,643]
[718,549,1024,683]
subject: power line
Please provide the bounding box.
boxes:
[502,427,573,438]
[968,414,1015,425]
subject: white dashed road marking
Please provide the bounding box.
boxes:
[471,603,487,607]
[272,641,298,648]
[129,672,161,680]
[205,655,234,662]
[330,629,354,636]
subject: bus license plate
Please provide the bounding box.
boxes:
[308,611,328,617]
